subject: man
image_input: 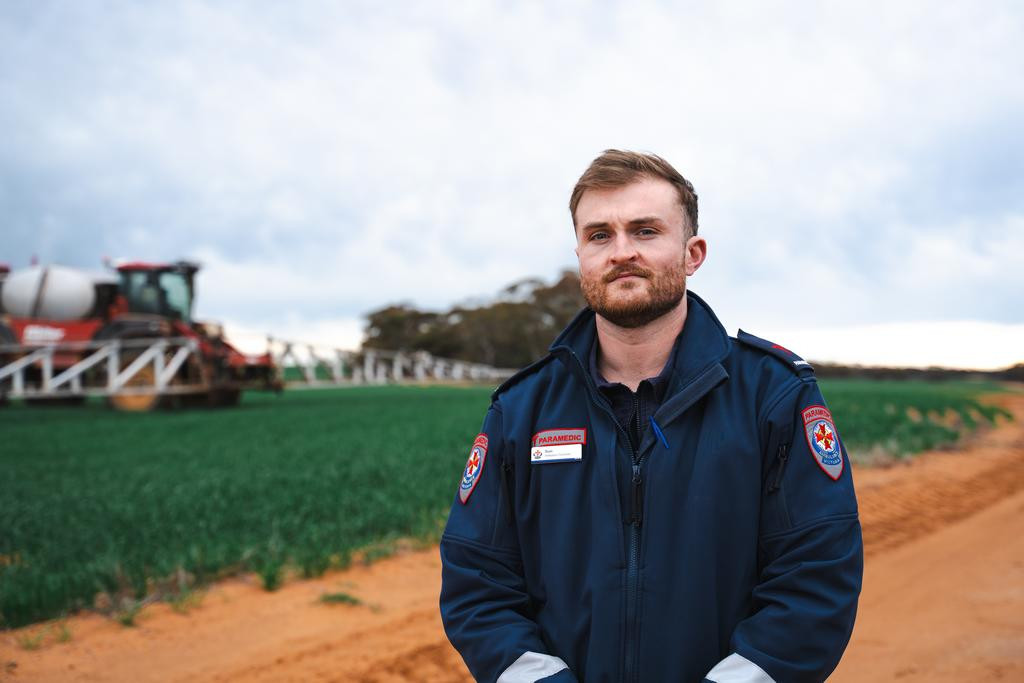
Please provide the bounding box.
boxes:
[440,150,862,682]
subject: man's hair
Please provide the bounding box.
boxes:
[569,149,699,237]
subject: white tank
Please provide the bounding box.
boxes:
[1,265,99,320]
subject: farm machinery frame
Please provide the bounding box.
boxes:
[0,260,515,410]
[0,260,282,410]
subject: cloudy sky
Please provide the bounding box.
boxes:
[2,1,1022,368]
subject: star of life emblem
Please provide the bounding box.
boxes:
[459,434,488,504]
[802,405,844,481]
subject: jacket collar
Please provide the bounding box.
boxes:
[550,290,731,400]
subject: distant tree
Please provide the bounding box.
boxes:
[361,270,587,369]
[362,305,441,351]
[449,271,586,367]
[997,363,1024,382]
[532,270,586,331]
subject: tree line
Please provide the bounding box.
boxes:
[362,271,586,369]
[363,272,1024,379]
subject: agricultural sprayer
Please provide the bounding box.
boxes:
[0,260,282,410]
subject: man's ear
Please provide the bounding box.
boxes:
[685,236,708,276]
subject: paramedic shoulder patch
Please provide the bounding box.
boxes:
[802,406,844,481]
[459,434,488,504]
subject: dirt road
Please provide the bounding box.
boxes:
[4,396,1023,682]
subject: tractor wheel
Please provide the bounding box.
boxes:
[98,328,209,412]
[108,353,162,412]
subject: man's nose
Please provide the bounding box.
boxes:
[609,232,639,263]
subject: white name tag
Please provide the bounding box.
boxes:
[530,443,582,464]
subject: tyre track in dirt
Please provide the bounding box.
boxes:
[831,488,1024,681]
[830,393,1024,681]
[4,394,1022,682]
[211,606,468,683]
[855,394,1024,558]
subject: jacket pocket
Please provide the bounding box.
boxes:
[491,457,516,545]
[766,439,792,494]
[763,439,793,533]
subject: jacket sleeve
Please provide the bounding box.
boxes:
[706,378,863,683]
[440,402,578,683]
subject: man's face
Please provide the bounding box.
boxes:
[574,176,704,328]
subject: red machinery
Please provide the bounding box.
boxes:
[0,260,282,410]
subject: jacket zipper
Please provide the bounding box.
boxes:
[624,462,643,683]
[563,348,646,683]
[499,459,515,524]
[767,441,791,493]
[624,393,644,683]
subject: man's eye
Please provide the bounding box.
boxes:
[637,227,657,236]
[589,232,609,241]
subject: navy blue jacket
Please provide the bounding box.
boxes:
[440,292,862,682]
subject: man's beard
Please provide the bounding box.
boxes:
[581,261,687,329]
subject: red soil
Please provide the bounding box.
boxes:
[4,395,1023,682]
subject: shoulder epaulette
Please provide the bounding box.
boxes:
[736,329,814,377]
[491,353,556,401]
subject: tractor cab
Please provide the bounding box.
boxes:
[116,261,199,324]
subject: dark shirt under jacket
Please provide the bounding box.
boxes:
[590,333,682,526]
[589,333,680,450]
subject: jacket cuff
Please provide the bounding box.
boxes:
[704,652,775,682]
[497,651,574,682]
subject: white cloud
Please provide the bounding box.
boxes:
[2,1,1022,367]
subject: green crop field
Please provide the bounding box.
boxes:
[821,379,1011,457]
[0,379,1012,628]
[0,385,491,629]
